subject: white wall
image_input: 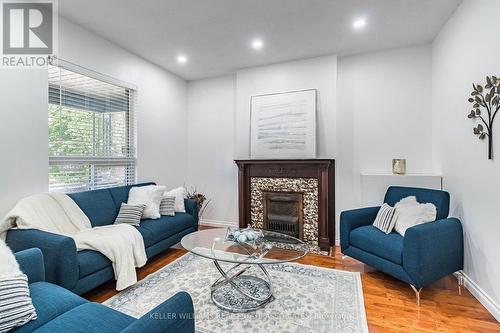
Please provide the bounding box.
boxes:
[432,0,500,319]
[58,18,188,187]
[0,18,188,217]
[337,45,434,219]
[235,55,338,158]
[186,75,238,224]
[0,69,48,218]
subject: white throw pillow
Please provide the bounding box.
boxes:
[163,187,186,213]
[127,185,165,219]
[394,196,437,236]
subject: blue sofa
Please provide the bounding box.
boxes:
[13,248,194,333]
[6,183,198,295]
[340,186,464,304]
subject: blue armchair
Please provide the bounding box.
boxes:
[340,186,464,305]
[13,248,195,333]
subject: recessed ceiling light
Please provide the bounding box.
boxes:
[353,18,367,30]
[176,55,188,64]
[251,38,264,50]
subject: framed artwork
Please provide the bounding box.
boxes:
[250,89,317,159]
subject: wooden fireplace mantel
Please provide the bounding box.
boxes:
[235,159,335,251]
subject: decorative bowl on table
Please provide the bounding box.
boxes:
[225,225,263,245]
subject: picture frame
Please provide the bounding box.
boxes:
[250,89,317,159]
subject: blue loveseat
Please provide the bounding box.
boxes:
[6,183,198,295]
[13,248,194,333]
[340,186,464,304]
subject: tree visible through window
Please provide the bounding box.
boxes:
[48,64,136,192]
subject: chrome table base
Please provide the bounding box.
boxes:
[210,260,274,312]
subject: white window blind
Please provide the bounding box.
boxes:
[48,64,137,192]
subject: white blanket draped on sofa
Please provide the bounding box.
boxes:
[0,193,147,291]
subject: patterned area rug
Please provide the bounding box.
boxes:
[104,253,368,333]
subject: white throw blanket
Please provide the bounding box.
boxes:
[1,193,147,290]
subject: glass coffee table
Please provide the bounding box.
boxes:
[181,228,309,313]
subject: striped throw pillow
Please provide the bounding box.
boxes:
[114,203,146,226]
[0,274,37,332]
[160,196,175,216]
[372,203,398,234]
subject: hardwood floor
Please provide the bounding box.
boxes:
[84,245,500,332]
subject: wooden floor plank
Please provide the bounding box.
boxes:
[83,244,500,332]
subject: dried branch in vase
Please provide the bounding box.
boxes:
[186,187,211,218]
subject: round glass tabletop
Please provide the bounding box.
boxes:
[181,228,309,264]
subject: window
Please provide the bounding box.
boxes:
[48,63,137,192]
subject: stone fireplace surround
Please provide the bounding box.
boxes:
[251,177,319,249]
[235,159,335,252]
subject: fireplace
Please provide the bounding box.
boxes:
[263,191,304,240]
[235,159,335,252]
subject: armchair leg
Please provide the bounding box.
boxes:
[410,285,422,306]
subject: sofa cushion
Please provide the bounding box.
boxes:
[140,213,195,245]
[13,282,86,333]
[134,226,154,247]
[33,302,134,333]
[68,189,117,227]
[77,250,111,278]
[349,225,404,265]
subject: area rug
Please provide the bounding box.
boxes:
[104,253,368,333]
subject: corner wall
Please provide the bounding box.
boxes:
[186,75,238,225]
[432,0,500,319]
[337,44,434,226]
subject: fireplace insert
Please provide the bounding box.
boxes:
[263,191,304,241]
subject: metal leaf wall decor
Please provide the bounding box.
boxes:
[467,76,500,160]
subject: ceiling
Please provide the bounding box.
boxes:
[59,0,462,80]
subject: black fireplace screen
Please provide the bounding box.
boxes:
[263,191,304,240]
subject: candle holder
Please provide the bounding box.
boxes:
[392,159,406,175]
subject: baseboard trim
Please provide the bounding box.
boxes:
[457,271,500,322]
[199,219,238,228]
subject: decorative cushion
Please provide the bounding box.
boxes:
[164,187,186,213]
[0,240,37,332]
[160,196,176,216]
[372,203,398,234]
[394,196,437,236]
[107,183,155,210]
[0,275,37,332]
[114,203,146,226]
[127,185,165,219]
